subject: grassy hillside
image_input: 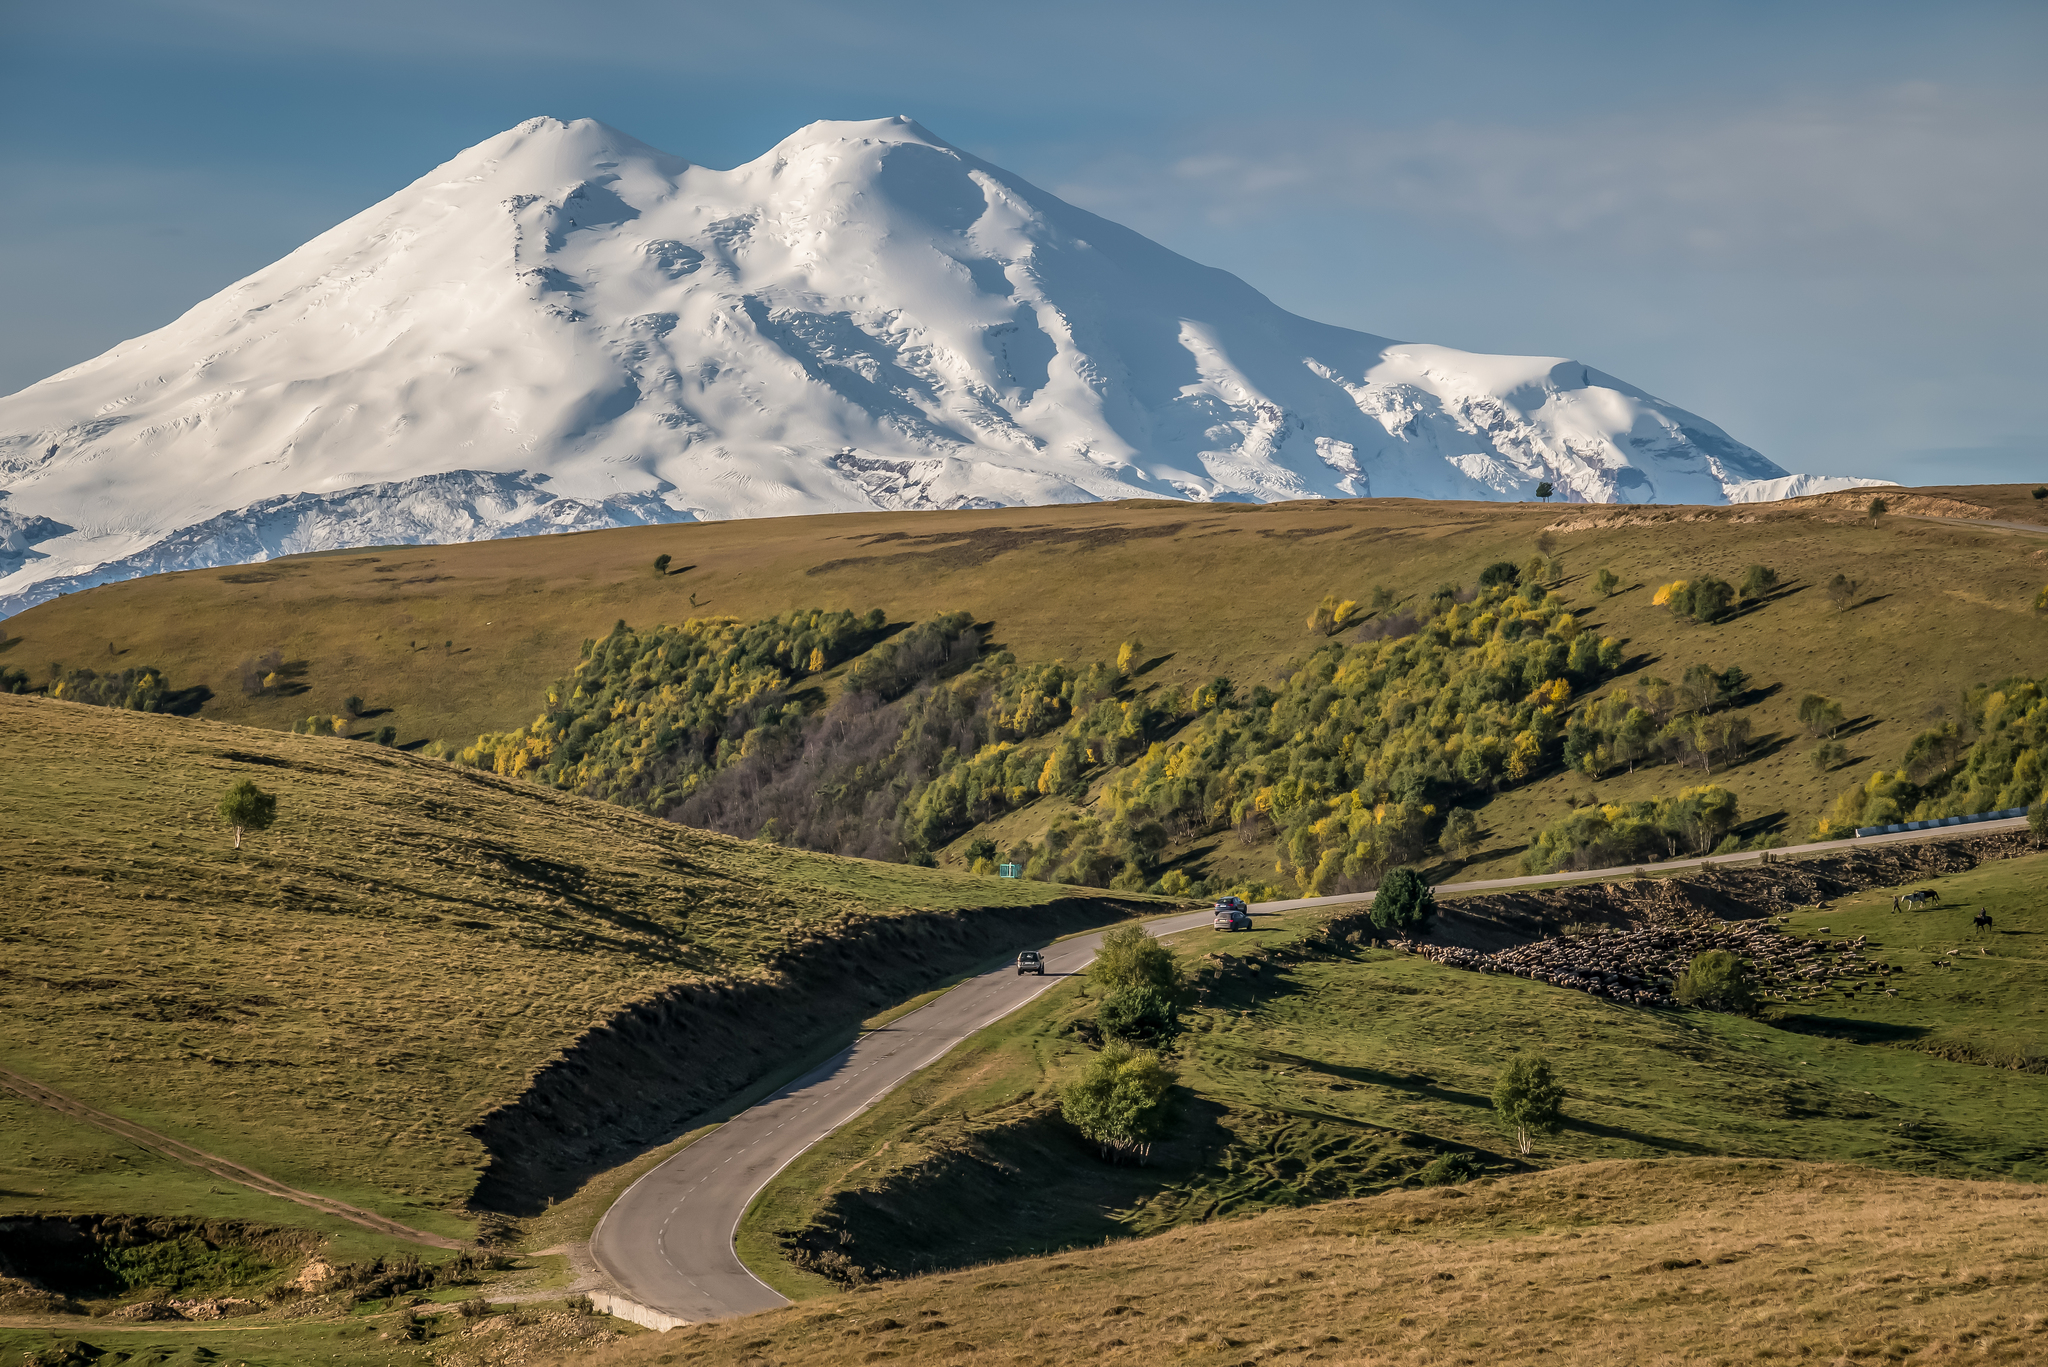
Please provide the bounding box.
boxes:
[6,487,2046,887]
[0,695,1142,1238]
[605,1160,2045,1366]
[739,847,2048,1291]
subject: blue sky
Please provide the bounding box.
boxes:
[4,0,2043,485]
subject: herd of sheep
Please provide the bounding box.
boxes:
[1397,916,1881,1007]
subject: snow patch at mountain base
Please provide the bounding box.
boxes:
[0,114,1877,616]
[0,470,693,618]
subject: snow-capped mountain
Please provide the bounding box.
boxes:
[0,115,1882,617]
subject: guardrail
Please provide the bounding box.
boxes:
[590,1291,689,1332]
[1855,806,2028,839]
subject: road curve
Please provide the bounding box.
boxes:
[590,813,2026,1322]
[589,906,1219,1322]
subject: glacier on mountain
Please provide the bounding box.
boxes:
[0,115,1884,617]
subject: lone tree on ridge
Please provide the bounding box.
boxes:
[219,779,277,850]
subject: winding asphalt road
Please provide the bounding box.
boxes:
[588,814,2027,1323]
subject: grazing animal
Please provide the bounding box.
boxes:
[1895,890,1941,911]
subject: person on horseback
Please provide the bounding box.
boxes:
[1973,907,1993,936]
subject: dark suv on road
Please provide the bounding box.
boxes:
[1212,898,1252,931]
[1016,950,1046,975]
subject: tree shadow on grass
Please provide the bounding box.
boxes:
[1557,1114,1715,1155]
[1766,1013,1929,1044]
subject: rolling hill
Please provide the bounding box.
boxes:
[5,486,2044,892]
[0,695,1145,1238]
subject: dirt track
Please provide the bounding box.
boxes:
[0,1065,466,1249]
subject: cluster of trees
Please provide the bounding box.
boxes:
[14,664,211,715]
[1080,580,1624,897]
[1061,925,1185,1163]
[1813,675,2046,837]
[445,608,885,807]
[1649,564,1777,625]
[1562,663,1754,778]
[1520,785,1742,873]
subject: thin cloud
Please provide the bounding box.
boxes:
[1059,83,2048,274]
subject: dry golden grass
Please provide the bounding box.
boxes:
[590,1160,2047,1366]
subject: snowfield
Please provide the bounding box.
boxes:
[0,115,1883,616]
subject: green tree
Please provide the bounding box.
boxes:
[1535,481,1554,500]
[2029,798,2047,846]
[1682,578,1736,623]
[1811,739,1847,772]
[374,725,398,746]
[342,694,364,718]
[652,553,672,577]
[1478,561,1520,588]
[1368,583,1397,612]
[1591,567,1619,597]
[1098,984,1181,1041]
[1370,866,1436,934]
[1826,573,1860,611]
[1675,949,1757,1013]
[1491,1055,1564,1156]
[1439,807,1482,859]
[1522,554,1549,587]
[1089,924,1185,998]
[1798,693,1845,737]
[1545,553,1565,584]
[218,779,277,850]
[2034,487,2048,500]
[1737,564,1779,601]
[1867,496,1888,526]
[965,835,998,865]
[1060,1041,1178,1163]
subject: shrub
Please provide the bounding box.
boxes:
[1811,739,1848,772]
[653,553,671,577]
[1418,1151,1479,1186]
[219,779,277,850]
[1439,807,1482,859]
[1478,561,1520,588]
[1098,984,1180,1041]
[1491,1056,1564,1156]
[457,1298,492,1319]
[964,835,998,865]
[1675,949,1757,1014]
[1308,594,1360,636]
[1867,496,1888,525]
[1370,867,1436,934]
[374,726,398,746]
[2030,799,2047,845]
[1797,693,1845,737]
[343,694,364,717]
[1060,1041,1177,1163]
[2035,585,2048,616]
[564,1294,594,1315]
[2034,487,2047,500]
[1736,564,1779,601]
[1089,924,1185,998]
[1592,567,1619,597]
[1826,573,1860,611]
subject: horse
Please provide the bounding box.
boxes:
[1973,908,1994,936]
[1894,889,1940,911]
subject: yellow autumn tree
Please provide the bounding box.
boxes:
[1117,639,1144,674]
[1651,580,1690,609]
